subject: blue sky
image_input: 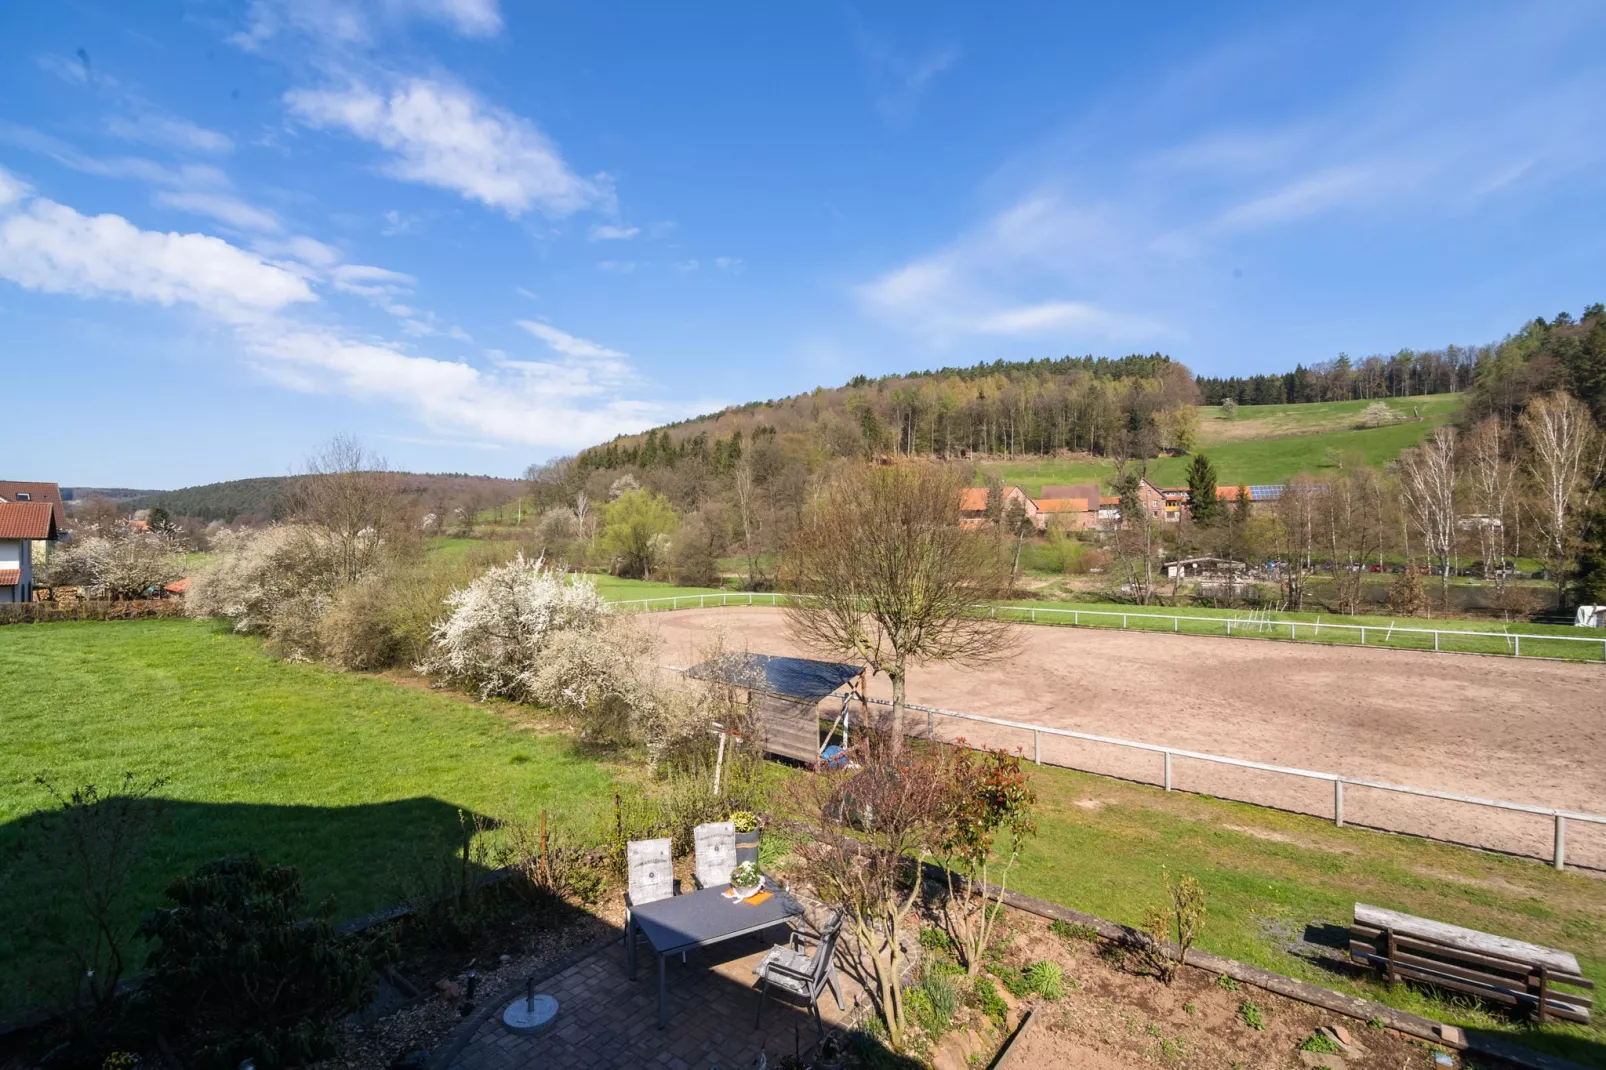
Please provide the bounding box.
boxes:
[2,1,1604,487]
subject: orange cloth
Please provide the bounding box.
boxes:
[742,889,773,906]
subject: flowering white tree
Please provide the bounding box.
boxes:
[420,554,614,701]
[40,533,183,599]
[185,524,359,658]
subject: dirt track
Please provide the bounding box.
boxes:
[651,607,1606,870]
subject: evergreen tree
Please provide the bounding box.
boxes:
[1185,454,1220,526]
[1233,484,1252,526]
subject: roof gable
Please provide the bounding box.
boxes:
[0,482,66,528]
[0,501,58,540]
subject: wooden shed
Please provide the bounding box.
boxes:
[685,653,866,763]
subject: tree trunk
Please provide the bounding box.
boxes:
[888,665,907,754]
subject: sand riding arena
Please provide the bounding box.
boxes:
[649,607,1606,872]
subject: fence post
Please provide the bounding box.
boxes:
[1226,619,1232,636]
[1031,608,1036,622]
[1033,730,1041,765]
[1360,627,1366,645]
[1163,752,1173,791]
[1554,814,1566,871]
[1122,614,1127,629]
[1074,611,1080,626]
[1174,616,1179,633]
[1515,635,1521,657]
[1434,630,1439,652]
[1291,623,1296,640]
[1334,779,1344,827]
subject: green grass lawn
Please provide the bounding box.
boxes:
[0,619,616,1018]
[1013,764,1606,1064]
[989,394,1461,495]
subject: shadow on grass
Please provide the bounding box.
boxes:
[0,794,495,1024]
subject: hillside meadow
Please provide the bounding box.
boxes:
[987,392,1461,495]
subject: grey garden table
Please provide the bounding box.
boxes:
[626,883,804,1028]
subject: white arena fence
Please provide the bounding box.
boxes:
[608,592,1606,663]
[862,696,1606,873]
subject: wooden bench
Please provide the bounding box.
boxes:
[1350,903,1593,1025]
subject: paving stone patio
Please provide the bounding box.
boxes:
[447,905,869,1070]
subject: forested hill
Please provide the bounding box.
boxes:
[579,353,1199,470]
[118,473,522,524]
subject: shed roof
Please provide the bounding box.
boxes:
[0,502,58,540]
[686,653,862,704]
[0,568,19,586]
[958,487,989,512]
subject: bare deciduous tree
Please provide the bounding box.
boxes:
[1273,475,1321,610]
[1465,416,1516,601]
[289,435,409,584]
[1396,426,1458,602]
[785,464,1014,753]
[1520,392,1603,605]
[1322,468,1383,614]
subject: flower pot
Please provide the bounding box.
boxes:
[734,827,761,866]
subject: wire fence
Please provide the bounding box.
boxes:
[860,696,1606,872]
[608,592,1606,663]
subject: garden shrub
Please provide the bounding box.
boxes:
[969,976,1008,1028]
[1023,960,1067,1000]
[318,575,405,671]
[137,854,390,1069]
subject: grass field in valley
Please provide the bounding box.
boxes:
[988,393,1461,495]
[1013,765,1606,1064]
[0,619,615,1019]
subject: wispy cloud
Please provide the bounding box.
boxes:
[231,0,501,52]
[588,223,639,241]
[105,113,233,155]
[286,77,612,218]
[153,190,281,232]
[859,6,1606,348]
[848,15,958,120]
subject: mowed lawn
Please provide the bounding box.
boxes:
[0,619,615,1018]
[1014,765,1606,1063]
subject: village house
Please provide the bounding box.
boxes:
[958,485,1042,530]
[0,500,59,602]
[968,478,1288,532]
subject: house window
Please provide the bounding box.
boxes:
[15,492,29,501]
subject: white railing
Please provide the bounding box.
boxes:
[608,593,1606,662]
[863,696,1606,871]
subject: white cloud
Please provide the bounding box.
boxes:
[713,256,744,272]
[0,173,696,450]
[517,320,627,362]
[0,177,313,320]
[153,190,282,232]
[382,208,419,235]
[673,259,699,274]
[286,77,611,217]
[596,259,637,274]
[106,113,233,155]
[254,234,343,267]
[588,223,639,241]
[231,0,500,51]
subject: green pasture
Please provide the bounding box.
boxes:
[1014,764,1606,1064]
[0,619,615,1018]
[988,393,1461,496]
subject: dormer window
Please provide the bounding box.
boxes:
[15,492,30,501]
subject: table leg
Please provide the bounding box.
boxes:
[657,953,667,1029]
[626,916,636,979]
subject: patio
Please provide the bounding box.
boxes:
[445,901,872,1070]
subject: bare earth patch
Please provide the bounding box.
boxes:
[649,607,1606,869]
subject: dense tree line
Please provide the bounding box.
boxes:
[1196,347,1484,406]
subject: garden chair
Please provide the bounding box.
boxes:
[624,838,681,962]
[753,909,845,1034]
[693,820,736,889]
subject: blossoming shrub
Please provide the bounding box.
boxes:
[185,525,356,659]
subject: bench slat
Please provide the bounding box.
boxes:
[1347,941,1594,1008]
[1351,950,1591,1025]
[1350,927,1592,988]
[1354,903,1581,975]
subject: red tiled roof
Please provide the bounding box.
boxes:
[958,487,990,512]
[0,568,19,586]
[1033,497,1089,513]
[0,482,66,528]
[0,501,57,540]
[1099,496,1121,507]
[165,577,190,594]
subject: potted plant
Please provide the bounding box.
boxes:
[729,860,764,899]
[731,810,762,866]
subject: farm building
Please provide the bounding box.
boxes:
[685,652,866,763]
[0,501,59,603]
